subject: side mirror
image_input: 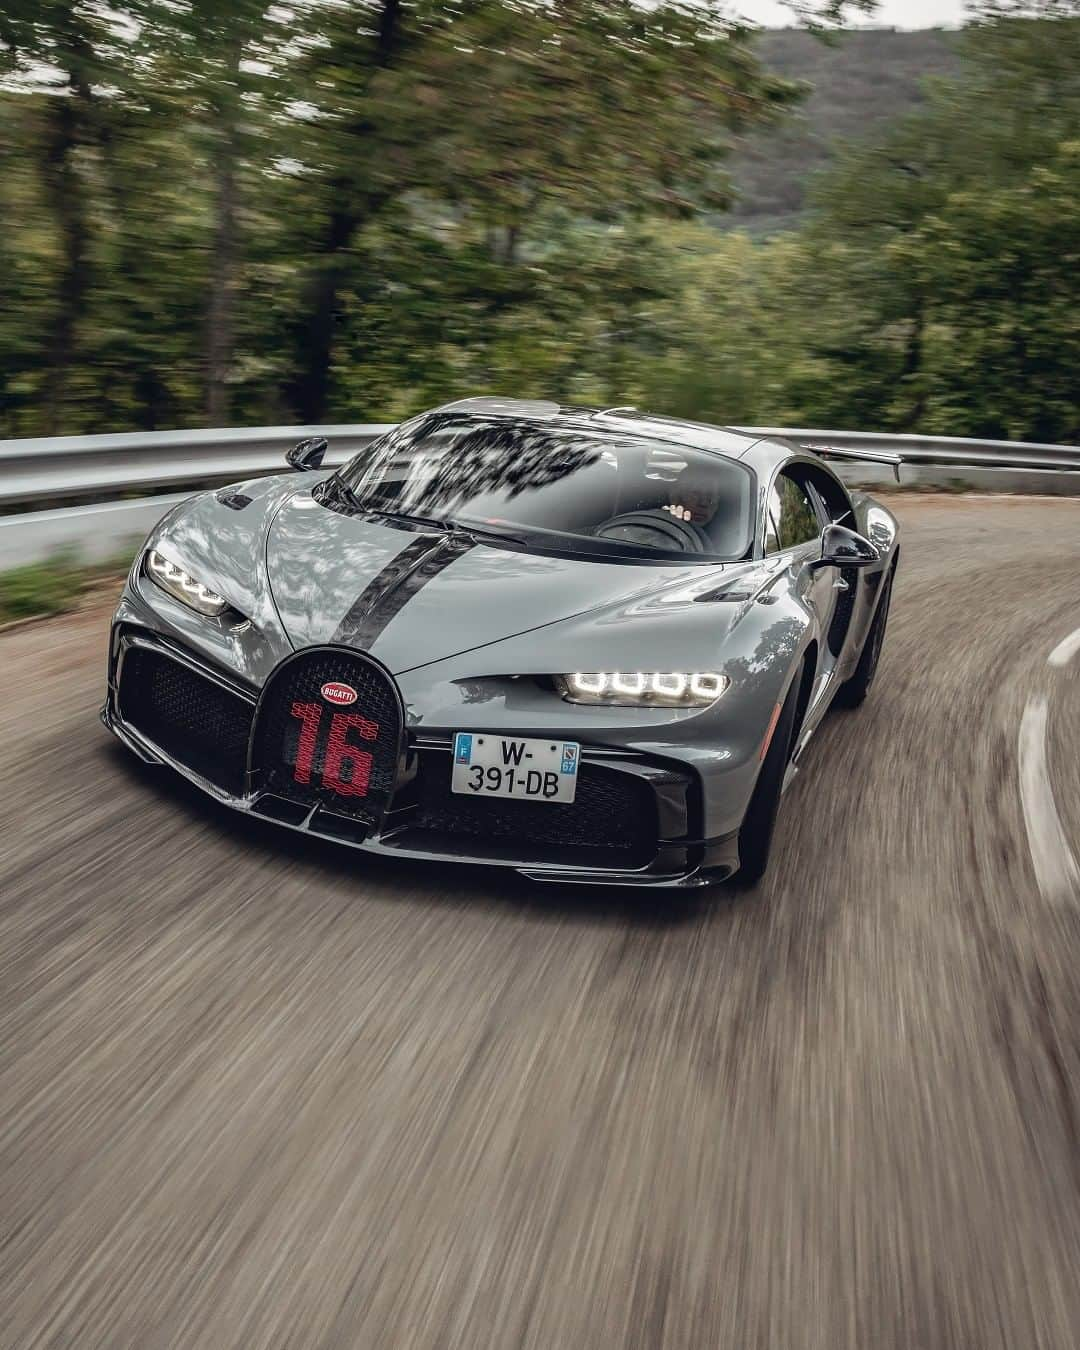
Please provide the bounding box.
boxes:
[808,522,880,570]
[286,436,328,471]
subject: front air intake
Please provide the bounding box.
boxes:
[250,648,404,827]
[408,750,659,868]
[117,644,254,796]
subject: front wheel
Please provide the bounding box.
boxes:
[735,670,802,887]
[835,563,895,709]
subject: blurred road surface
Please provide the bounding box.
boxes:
[3,495,1080,1349]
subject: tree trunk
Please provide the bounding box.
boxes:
[96,111,174,430]
[205,38,244,426]
[291,206,355,424]
[897,297,927,431]
[205,127,239,424]
[289,0,403,424]
[42,93,89,434]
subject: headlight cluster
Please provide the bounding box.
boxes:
[555,671,729,708]
[145,549,228,617]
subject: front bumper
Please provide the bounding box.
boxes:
[103,624,739,888]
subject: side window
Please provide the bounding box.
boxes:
[803,466,855,527]
[765,473,820,554]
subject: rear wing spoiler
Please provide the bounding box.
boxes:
[734,428,1080,482]
[806,445,902,478]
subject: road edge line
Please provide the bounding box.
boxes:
[1019,696,1080,902]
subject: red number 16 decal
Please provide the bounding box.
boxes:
[289,701,379,797]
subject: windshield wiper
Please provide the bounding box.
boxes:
[363,506,450,532]
[361,505,527,548]
[446,519,529,548]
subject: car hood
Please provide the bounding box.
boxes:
[265,487,739,673]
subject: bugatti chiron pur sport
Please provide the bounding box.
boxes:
[102,397,900,887]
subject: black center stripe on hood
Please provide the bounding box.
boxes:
[331,532,475,650]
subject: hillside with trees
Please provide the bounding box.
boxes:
[724,27,960,234]
[0,2,1076,444]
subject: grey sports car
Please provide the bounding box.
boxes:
[102,397,900,887]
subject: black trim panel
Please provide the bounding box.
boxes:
[331,534,473,649]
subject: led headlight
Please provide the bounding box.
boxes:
[145,549,228,617]
[556,671,729,708]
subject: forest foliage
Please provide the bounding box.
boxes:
[0,0,1077,444]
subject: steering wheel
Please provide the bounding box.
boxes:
[592,509,711,554]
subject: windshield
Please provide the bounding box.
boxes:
[334,414,754,562]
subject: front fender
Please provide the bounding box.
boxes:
[118,473,308,687]
[394,563,815,839]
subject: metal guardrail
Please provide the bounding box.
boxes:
[0,495,197,569]
[0,424,389,509]
[733,427,1080,475]
[1,421,1079,568]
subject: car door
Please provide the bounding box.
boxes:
[763,469,840,696]
[802,466,861,670]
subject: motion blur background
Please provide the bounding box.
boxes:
[4,4,1080,1349]
[1,0,1077,444]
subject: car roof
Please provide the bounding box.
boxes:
[432,397,768,462]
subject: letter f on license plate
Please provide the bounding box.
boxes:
[450,733,579,803]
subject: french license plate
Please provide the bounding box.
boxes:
[451,733,579,803]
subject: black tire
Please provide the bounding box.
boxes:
[735,668,803,887]
[835,562,895,709]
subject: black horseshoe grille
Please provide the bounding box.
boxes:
[250,649,403,826]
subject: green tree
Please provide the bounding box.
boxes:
[1,2,143,430]
[786,0,1080,437]
[143,1,297,423]
[283,0,799,422]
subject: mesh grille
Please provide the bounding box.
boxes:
[409,753,658,867]
[118,646,253,795]
[251,648,402,826]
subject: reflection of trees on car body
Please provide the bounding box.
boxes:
[338,413,756,562]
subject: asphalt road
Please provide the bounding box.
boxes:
[3,495,1080,1350]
